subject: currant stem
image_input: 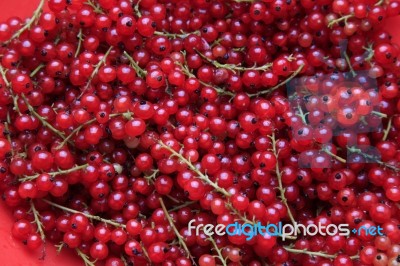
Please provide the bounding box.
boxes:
[55,242,64,254]
[30,64,45,78]
[123,51,147,78]
[19,164,89,182]
[285,247,359,260]
[84,0,104,14]
[0,65,21,114]
[30,200,47,260]
[42,199,126,228]
[56,118,96,149]
[144,169,159,184]
[375,0,385,5]
[363,43,375,62]
[4,122,14,157]
[225,202,254,224]
[283,247,336,259]
[322,149,347,164]
[347,146,400,172]
[57,112,132,150]
[21,94,67,141]
[176,61,234,96]
[371,110,387,118]
[168,200,197,212]
[196,49,273,72]
[296,105,307,124]
[3,0,45,44]
[207,237,227,266]
[75,29,84,57]
[159,198,197,266]
[134,0,142,17]
[154,30,200,38]
[382,117,392,141]
[0,64,10,87]
[81,46,114,97]
[91,46,114,81]
[327,14,354,28]
[76,248,97,266]
[158,140,231,197]
[30,200,46,241]
[343,51,357,77]
[270,133,298,228]
[248,64,305,98]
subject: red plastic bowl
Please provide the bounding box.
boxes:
[0,1,400,265]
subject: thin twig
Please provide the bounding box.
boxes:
[248,64,305,97]
[159,198,197,266]
[43,199,126,228]
[158,140,230,197]
[19,164,88,182]
[21,94,67,141]
[3,0,45,44]
[270,133,297,227]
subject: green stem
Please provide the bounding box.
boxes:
[30,64,45,78]
[296,105,307,124]
[343,52,356,77]
[168,200,197,212]
[0,64,10,87]
[56,118,96,149]
[208,237,227,266]
[225,202,254,224]
[283,247,336,259]
[30,201,46,241]
[56,112,132,150]
[19,164,88,182]
[43,199,125,228]
[196,50,273,72]
[4,122,14,156]
[0,64,20,114]
[80,46,113,98]
[30,201,46,260]
[371,110,387,118]
[158,140,230,197]
[347,146,400,172]
[382,117,392,141]
[176,61,234,96]
[76,248,97,266]
[134,0,142,17]
[84,0,104,14]
[3,0,45,44]
[144,169,159,184]
[271,133,297,227]
[75,29,83,57]
[154,30,200,38]
[159,198,197,266]
[323,149,347,164]
[123,51,147,78]
[90,46,113,81]
[249,64,305,98]
[284,247,359,260]
[21,94,67,141]
[327,14,354,28]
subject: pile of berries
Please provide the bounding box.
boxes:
[1,0,400,265]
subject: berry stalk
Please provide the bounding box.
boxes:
[19,163,88,182]
[3,0,45,44]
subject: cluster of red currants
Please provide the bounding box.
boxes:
[0,0,400,265]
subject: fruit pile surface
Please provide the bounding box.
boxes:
[0,0,400,265]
